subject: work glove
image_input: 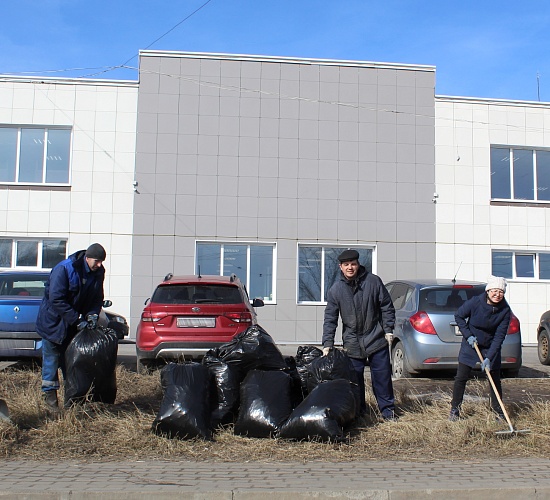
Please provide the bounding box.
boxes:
[467,336,478,348]
[322,347,331,356]
[77,320,88,331]
[385,332,394,345]
[480,358,491,372]
[86,313,99,329]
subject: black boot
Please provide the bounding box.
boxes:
[44,391,58,409]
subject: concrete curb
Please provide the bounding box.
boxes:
[2,488,550,499]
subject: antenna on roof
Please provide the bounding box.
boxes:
[198,265,201,279]
[452,262,463,284]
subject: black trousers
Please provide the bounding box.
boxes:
[451,362,503,414]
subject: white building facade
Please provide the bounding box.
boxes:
[436,95,550,344]
[1,52,549,346]
[0,77,138,321]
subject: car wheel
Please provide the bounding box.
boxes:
[391,341,413,379]
[538,329,550,365]
[501,369,520,378]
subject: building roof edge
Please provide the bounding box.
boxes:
[139,50,436,72]
[436,94,550,107]
[0,75,138,87]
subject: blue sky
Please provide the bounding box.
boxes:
[2,0,550,101]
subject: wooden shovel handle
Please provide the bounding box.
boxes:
[473,342,514,432]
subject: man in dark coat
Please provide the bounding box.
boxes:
[322,249,396,420]
[449,275,511,421]
[36,243,106,409]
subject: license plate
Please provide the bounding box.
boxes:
[177,317,215,328]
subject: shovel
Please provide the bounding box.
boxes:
[473,342,529,436]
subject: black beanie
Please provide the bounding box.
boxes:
[85,243,106,261]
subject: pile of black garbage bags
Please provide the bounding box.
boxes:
[151,325,361,442]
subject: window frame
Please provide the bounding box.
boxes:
[0,238,67,270]
[491,249,550,281]
[0,126,72,186]
[195,241,277,303]
[297,244,376,305]
[491,146,550,203]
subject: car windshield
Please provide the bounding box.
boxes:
[419,285,485,313]
[152,284,243,305]
[0,275,48,297]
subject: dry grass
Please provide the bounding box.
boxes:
[1,364,549,463]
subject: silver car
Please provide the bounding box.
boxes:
[385,279,522,379]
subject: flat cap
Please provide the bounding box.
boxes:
[338,249,359,263]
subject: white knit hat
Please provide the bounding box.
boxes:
[485,275,507,292]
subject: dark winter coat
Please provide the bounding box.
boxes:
[322,266,395,359]
[455,293,511,369]
[36,250,105,345]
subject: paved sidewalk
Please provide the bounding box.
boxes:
[1,458,550,499]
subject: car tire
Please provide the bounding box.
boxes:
[501,368,520,378]
[538,329,550,365]
[391,341,414,379]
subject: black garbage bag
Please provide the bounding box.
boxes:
[294,345,323,397]
[217,325,287,381]
[278,379,357,442]
[295,345,324,366]
[64,326,118,407]
[152,363,212,440]
[306,348,362,417]
[283,356,305,407]
[234,370,293,438]
[306,347,357,393]
[202,352,240,427]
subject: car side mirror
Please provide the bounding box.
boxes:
[251,298,264,307]
[103,300,112,308]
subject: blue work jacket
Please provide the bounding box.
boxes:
[36,250,105,344]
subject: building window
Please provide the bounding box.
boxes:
[492,250,550,280]
[491,146,550,202]
[196,242,275,302]
[0,126,71,184]
[0,239,67,269]
[298,246,373,303]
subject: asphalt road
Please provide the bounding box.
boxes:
[2,342,549,378]
[116,342,550,378]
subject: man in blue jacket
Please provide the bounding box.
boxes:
[322,249,397,421]
[36,243,106,409]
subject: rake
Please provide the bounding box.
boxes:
[473,342,530,436]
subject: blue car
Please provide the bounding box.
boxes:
[385,279,522,379]
[0,270,128,359]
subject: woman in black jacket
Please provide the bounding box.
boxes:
[449,275,511,421]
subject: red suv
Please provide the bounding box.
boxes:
[136,273,264,372]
